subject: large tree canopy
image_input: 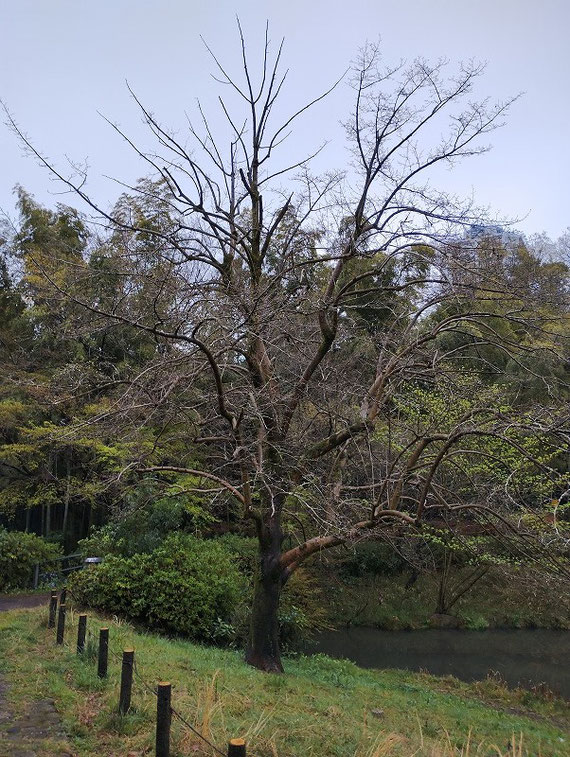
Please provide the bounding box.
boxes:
[3,32,569,671]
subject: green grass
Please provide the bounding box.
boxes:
[0,607,568,756]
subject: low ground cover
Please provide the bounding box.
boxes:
[0,607,568,756]
[316,560,570,631]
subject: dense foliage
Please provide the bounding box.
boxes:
[70,532,328,643]
[69,534,243,641]
[0,527,61,590]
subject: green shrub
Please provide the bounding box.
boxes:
[78,496,215,558]
[463,613,490,631]
[215,533,258,575]
[72,532,329,646]
[339,541,406,578]
[279,568,331,645]
[70,533,244,642]
[0,528,62,591]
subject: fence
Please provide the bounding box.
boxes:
[33,552,84,589]
[46,589,248,757]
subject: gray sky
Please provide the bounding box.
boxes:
[1,0,568,238]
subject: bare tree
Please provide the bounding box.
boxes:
[6,29,568,671]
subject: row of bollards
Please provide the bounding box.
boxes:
[98,627,109,678]
[119,648,134,714]
[156,682,171,757]
[48,590,247,756]
[228,739,247,756]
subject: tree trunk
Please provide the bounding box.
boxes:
[244,482,289,673]
[246,567,284,672]
[62,456,71,552]
[435,550,452,614]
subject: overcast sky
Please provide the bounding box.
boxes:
[1,0,568,239]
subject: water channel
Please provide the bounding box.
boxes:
[302,628,570,698]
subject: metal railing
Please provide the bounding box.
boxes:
[32,553,99,589]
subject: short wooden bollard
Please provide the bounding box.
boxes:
[228,738,246,756]
[97,628,109,678]
[60,587,67,605]
[48,592,58,628]
[77,614,87,655]
[118,649,135,714]
[155,682,171,757]
[56,604,66,645]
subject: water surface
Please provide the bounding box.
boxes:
[302,628,570,698]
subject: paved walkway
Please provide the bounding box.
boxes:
[0,594,51,612]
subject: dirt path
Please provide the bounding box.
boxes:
[0,594,51,612]
[0,677,72,757]
[0,595,73,754]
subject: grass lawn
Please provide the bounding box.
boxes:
[0,606,568,756]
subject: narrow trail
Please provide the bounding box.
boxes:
[0,676,72,757]
[0,596,73,755]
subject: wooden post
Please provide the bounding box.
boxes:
[60,587,67,605]
[118,649,134,714]
[77,614,87,655]
[228,738,246,756]
[48,591,58,628]
[97,628,109,678]
[33,563,40,589]
[155,682,171,757]
[56,604,66,645]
